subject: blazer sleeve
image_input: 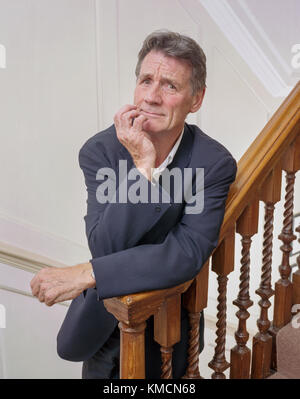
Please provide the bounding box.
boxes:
[90,154,237,300]
[79,145,173,258]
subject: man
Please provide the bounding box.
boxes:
[30,30,237,379]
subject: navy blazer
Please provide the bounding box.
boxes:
[56,123,237,364]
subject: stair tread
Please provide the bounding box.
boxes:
[275,320,300,379]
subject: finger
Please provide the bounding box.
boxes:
[114,104,137,124]
[132,114,147,133]
[38,291,45,302]
[44,288,57,307]
[37,283,48,302]
[30,277,40,297]
[121,109,140,129]
[50,288,80,305]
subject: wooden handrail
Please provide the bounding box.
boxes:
[104,279,194,325]
[210,80,300,379]
[219,81,300,241]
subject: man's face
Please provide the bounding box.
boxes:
[134,50,203,136]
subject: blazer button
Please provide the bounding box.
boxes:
[155,206,161,212]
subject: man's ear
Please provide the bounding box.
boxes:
[190,87,206,113]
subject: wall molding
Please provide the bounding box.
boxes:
[0,284,69,307]
[179,0,292,97]
[0,240,65,274]
[199,0,292,97]
[237,0,292,77]
[0,210,90,267]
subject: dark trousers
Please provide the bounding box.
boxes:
[82,310,204,379]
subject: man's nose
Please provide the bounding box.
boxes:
[144,83,162,105]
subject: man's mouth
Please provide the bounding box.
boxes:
[140,110,164,118]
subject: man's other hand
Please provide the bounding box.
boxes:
[114,104,156,180]
[30,263,95,306]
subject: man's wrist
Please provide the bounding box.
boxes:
[79,262,96,289]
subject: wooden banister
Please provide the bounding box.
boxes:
[219,81,300,242]
[103,80,300,379]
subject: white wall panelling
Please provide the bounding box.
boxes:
[0,0,298,378]
[0,0,98,253]
[0,262,80,378]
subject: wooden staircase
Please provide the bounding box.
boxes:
[103,81,300,379]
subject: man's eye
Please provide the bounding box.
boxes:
[167,83,176,90]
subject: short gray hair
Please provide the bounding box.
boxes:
[135,30,206,95]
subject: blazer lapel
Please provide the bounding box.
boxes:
[159,123,194,203]
[117,123,194,204]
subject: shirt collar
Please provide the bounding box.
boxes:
[152,127,185,182]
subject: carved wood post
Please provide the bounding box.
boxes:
[182,260,209,379]
[273,139,300,325]
[209,229,235,379]
[273,171,295,322]
[154,295,181,379]
[103,295,151,379]
[119,321,147,378]
[103,286,194,380]
[251,165,281,379]
[269,138,300,369]
[230,200,258,378]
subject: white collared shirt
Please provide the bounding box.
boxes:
[151,128,184,184]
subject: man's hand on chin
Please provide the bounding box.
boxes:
[30,262,96,306]
[114,104,156,181]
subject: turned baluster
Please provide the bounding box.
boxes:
[230,200,258,378]
[251,165,281,379]
[154,294,181,379]
[273,138,300,327]
[182,260,209,379]
[209,229,235,379]
[269,138,300,370]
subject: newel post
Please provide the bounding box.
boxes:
[103,282,193,379]
[103,296,149,379]
[154,295,181,379]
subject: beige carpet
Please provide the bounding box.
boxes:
[268,321,300,379]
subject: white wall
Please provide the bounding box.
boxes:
[0,262,81,378]
[0,0,298,378]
